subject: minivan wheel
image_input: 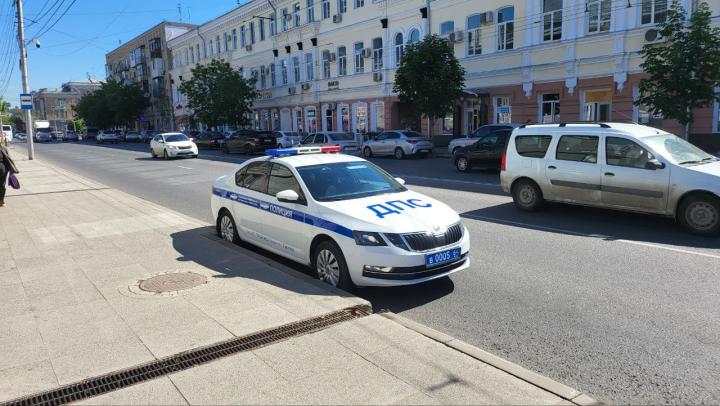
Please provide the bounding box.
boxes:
[678,194,720,236]
[363,147,373,158]
[313,241,354,291]
[512,179,543,212]
[394,147,405,160]
[456,156,470,172]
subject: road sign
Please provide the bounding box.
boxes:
[498,106,511,114]
[20,93,32,110]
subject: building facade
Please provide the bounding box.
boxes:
[106,22,197,131]
[32,81,103,130]
[167,0,720,142]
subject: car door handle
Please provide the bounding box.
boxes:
[547,165,556,170]
[604,172,615,177]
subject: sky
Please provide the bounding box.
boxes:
[0,0,244,106]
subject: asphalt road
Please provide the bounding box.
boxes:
[21,140,720,404]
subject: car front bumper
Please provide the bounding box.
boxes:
[338,226,471,287]
[167,148,198,157]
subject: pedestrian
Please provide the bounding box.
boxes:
[0,143,19,207]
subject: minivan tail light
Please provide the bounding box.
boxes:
[500,151,507,171]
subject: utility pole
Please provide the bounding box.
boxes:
[16,0,34,159]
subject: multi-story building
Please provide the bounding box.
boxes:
[32,81,103,130]
[106,22,197,131]
[168,0,720,145]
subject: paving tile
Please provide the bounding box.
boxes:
[205,303,300,337]
[75,377,188,405]
[0,360,58,403]
[319,315,418,357]
[391,392,441,405]
[0,314,50,371]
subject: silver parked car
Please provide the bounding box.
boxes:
[97,130,120,144]
[449,124,520,156]
[301,131,360,155]
[500,122,720,235]
[274,131,302,148]
[362,130,434,160]
[125,131,143,142]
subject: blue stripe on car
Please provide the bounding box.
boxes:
[213,187,354,238]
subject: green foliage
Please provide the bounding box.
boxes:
[73,79,150,128]
[10,111,25,132]
[70,118,86,133]
[637,1,720,135]
[179,59,258,129]
[393,34,465,136]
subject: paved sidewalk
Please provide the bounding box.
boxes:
[0,147,596,405]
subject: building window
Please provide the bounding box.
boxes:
[260,19,265,41]
[584,89,612,121]
[497,6,514,50]
[322,50,331,79]
[216,35,221,53]
[543,0,563,42]
[408,28,420,44]
[185,49,189,65]
[541,93,561,123]
[355,0,364,8]
[324,107,335,131]
[467,15,481,55]
[203,41,207,59]
[209,39,214,56]
[494,96,512,124]
[338,0,347,14]
[307,0,315,22]
[224,32,230,51]
[373,103,385,132]
[270,63,277,87]
[305,52,314,81]
[338,46,347,76]
[354,105,367,133]
[441,113,453,135]
[440,21,454,36]
[293,56,301,82]
[260,66,267,89]
[281,59,288,84]
[354,42,364,73]
[306,107,318,132]
[270,13,276,36]
[394,33,404,66]
[293,3,301,27]
[322,0,331,19]
[250,22,256,44]
[587,0,611,33]
[340,106,350,131]
[190,47,195,64]
[232,29,237,49]
[240,26,246,48]
[372,38,383,72]
[282,9,289,31]
[641,0,668,25]
[196,44,200,62]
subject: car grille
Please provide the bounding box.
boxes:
[400,223,463,252]
[178,146,192,150]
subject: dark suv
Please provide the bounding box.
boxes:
[194,131,225,149]
[222,130,276,154]
[454,130,513,172]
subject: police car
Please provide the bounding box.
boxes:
[211,146,470,289]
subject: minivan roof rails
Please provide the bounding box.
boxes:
[519,122,612,129]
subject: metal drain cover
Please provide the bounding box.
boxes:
[139,272,207,293]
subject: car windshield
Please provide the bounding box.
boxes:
[643,134,717,165]
[327,133,355,141]
[37,128,52,133]
[165,134,189,142]
[296,161,406,202]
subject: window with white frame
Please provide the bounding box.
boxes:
[540,93,561,123]
[232,29,237,49]
[184,49,189,65]
[190,47,195,64]
[494,96,512,123]
[259,19,265,41]
[224,32,229,52]
[216,35,221,53]
[440,21,454,36]
[250,22,256,44]
[307,0,315,22]
[467,15,481,55]
[374,103,385,132]
[641,0,668,25]
[497,6,514,50]
[587,0,611,33]
[338,46,347,76]
[293,56,301,82]
[394,33,404,66]
[305,52,314,81]
[338,0,347,14]
[322,50,331,78]
[372,37,382,71]
[209,39,214,55]
[408,28,420,44]
[324,107,335,131]
[355,0,364,8]
[196,44,201,61]
[354,42,364,73]
[270,63,277,87]
[260,66,266,89]
[282,9,289,31]
[203,41,207,59]
[322,0,330,19]
[270,13,276,35]
[293,3,301,27]
[543,0,563,42]
[241,26,246,47]
[281,59,288,84]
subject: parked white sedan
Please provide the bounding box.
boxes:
[150,132,198,159]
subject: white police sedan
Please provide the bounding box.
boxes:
[211,146,470,289]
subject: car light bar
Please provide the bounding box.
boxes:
[265,146,342,156]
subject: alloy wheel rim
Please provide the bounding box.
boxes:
[364,148,371,157]
[395,149,402,159]
[519,186,536,206]
[220,216,234,241]
[687,202,718,231]
[316,249,340,286]
[458,158,467,171]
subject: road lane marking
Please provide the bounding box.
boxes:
[178,166,194,170]
[463,213,720,260]
[393,174,500,187]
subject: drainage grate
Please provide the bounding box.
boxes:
[2,305,371,406]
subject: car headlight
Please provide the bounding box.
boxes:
[352,231,387,246]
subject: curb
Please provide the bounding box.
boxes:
[380,312,600,406]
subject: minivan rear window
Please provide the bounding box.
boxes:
[515,135,552,158]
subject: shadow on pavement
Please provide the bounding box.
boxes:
[356,276,455,313]
[461,202,720,249]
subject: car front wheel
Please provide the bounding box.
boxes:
[363,147,373,158]
[163,150,169,160]
[314,241,354,291]
[512,179,544,212]
[678,194,720,236]
[456,156,470,172]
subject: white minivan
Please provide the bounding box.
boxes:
[1,125,12,142]
[500,122,720,236]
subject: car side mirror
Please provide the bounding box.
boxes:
[646,159,665,170]
[158,140,164,144]
[189,138,194,141]
[395,177,406,185]
[276,189,300,203]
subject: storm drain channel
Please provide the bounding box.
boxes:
[3,305,371,406]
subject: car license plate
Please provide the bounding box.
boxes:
[425,247,461,268]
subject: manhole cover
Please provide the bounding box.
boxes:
[139,272,207,293]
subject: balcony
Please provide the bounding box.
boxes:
[150,58,165,78]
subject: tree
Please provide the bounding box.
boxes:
[70,118,86,133]
[73,79,150,128]
[179,59,258,129]
[393,34,466,138]
[637,1,720,138]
